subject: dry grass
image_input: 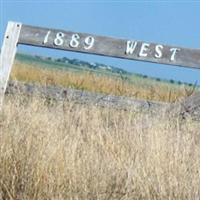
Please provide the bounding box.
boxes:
[0,93,200,199]
[10,61,196,102]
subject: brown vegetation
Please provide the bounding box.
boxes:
[1,59,199,199]
[0,93,200,199]
[11,61,198,102]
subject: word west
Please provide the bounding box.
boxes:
[125,41,180,61]
[43,31,95,50]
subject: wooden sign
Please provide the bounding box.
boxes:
[0,21,200,107]
[18,24,200,69]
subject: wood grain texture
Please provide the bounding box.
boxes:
[0,21,22,106]
[18,24,200,69]
[6,80,169,113]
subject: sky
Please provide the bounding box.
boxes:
[1,0,200,85]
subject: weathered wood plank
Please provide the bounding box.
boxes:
[18,24,200,69]
[0,21,22,106]
[7,80,200,120]
[180,93,200,120]
[6,80,169,113]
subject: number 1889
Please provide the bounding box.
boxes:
[43,31,95,50]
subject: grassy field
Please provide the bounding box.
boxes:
[11,53,200,102]
[1,53,199,199]
[0,93,200,199]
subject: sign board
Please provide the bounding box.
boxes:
[0,21,200,106]
[19,24,200,69]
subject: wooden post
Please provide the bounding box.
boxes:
[0,21,22,107]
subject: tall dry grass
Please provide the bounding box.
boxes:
[0,93,200,199]
[11,61,197,102]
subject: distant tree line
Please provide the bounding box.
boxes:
[33,54,198,87]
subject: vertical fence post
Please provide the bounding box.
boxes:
[0,21,22,107]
